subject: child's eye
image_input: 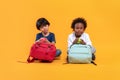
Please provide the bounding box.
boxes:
[80,27,83,29]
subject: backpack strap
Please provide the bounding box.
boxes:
[91,61,97,66]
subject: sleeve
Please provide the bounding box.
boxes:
[85,34,92,46]
[51,33,56,43]
[35,34,40,41]
[68,35,73,50]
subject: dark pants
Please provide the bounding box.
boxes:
[56,49,62,57]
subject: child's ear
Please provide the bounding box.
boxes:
[83,27,86,30]
[39,27,42,31]
[39,27,41,30]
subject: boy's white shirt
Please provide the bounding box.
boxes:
[68,32,92,50]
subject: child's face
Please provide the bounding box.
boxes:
[74,23,85,37]
[40,25,49,34]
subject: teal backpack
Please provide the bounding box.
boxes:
[67,44,96,65]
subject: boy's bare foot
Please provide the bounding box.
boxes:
[27,56,34,63]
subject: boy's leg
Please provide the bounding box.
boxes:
[89,45,96,60]
[27,56,35,63]
[66,51,69,63]
[92,54,96,60]
[56,49,62,57]
[91,46,96,54]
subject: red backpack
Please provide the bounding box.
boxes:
[27,39,56,62]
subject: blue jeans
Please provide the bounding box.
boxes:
[56,49,62,57]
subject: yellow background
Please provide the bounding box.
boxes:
[0,0,120,80]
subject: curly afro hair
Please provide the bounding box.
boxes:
[71,17,87,29]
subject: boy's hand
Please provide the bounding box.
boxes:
[80,39,86,45]
[35,38,47,43]
[73,38,79,44]
[45,39,50,43]
[73,38,86,45]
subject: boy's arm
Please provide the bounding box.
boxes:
[50,33,56,45]
[68,36,73,49]
[46,39,55,45]
[85,34,92,45]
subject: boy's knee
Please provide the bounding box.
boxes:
[90,46,96,60]
[89,45,96,54]
[92,47,96,54]
[56,49,62,57]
